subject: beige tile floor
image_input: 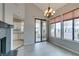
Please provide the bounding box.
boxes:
[13,40,24,50]
[17,46,24,56]
[16,42,79,56]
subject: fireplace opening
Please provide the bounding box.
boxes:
[0,37,6,55]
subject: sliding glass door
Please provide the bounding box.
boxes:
[35,19,47,43]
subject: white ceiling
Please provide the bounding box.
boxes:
[34,3,67,12]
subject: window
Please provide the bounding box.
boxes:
[64,20,73,40]
[74,18,79,41]
[50,24,55,37]
[36,20,41,40]
[56,22,61,38]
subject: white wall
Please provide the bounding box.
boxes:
[0,3,14,24]
[0,4,3,21]
[49,3,79,54]
[5,4,14,25]
[13,3,25,20]
[24,3,46,45]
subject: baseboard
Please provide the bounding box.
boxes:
[24,42,35,46]
[49,41,79,55]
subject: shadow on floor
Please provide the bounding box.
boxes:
[5,50,18,56]
[5,45,24,56]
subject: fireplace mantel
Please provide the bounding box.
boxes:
[0,21,13,28]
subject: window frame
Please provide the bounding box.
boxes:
[50,23,56,38]
[63,19,73,40]
[55,22,61,39]
[73,17,79,41]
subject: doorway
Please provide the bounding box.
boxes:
[13,18,24,49]
[35,18,47,43]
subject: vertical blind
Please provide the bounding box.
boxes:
[63,12,73,20]
[49,16,62,23]
[54,16,62,23]
[73,9,79,18]
[49,8,79,23]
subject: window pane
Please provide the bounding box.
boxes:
[56,22,61,38]
[50,24,55,37]
[64,20,72,40]
[42,21,47,40]
[74,19,79,41]
[36,20,41,42]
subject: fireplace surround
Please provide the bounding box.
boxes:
[0,21,13,56]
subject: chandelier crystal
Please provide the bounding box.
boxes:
[44,4,55,18]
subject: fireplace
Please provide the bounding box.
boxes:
[0,21,13,56]
[0,37,6,55]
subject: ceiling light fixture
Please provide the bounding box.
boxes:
[44,4,55,18]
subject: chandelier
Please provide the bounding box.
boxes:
[44,4,55,18]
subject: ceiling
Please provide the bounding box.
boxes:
[34,3,67,12]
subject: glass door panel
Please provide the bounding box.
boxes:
[64,20,73,40]
[42,21,47,41]
[36,20,41,42]
[74,19,79,41]
[35,19,47,43]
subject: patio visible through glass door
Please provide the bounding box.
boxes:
[35,20,41,42]
[35,19,47,43]
[42,21,47,41]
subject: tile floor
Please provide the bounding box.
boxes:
[16,42,79,56]
[13,40,24,49]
